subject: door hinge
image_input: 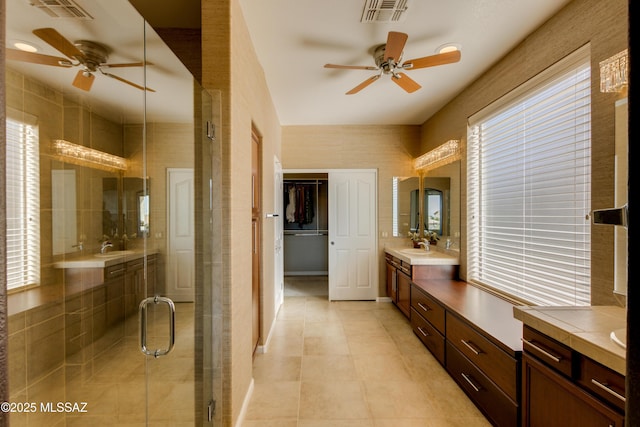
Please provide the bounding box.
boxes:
[206,121,216,141]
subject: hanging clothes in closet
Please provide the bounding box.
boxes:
[285,183,314,226]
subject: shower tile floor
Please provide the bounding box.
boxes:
[63,302,195,427]
[242,276,491,426]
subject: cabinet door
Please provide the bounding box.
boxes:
[522,355,624,427]
[386,261,397,302]
[396,270,411,317]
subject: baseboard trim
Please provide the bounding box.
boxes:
[377,296,392,303]
[284,271,328,276]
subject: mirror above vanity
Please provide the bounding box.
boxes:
[393,139,461,247]
[393,176,420,236]
[393,160,460,245]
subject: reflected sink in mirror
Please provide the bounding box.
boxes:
[94,250,135,258]
[610,328,626,349]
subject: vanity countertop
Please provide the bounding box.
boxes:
[54,250,153,269]
[385,246,460,266]
[513,305,626,375]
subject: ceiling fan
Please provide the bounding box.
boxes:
[6,27,154,92]
[324,31,461,95]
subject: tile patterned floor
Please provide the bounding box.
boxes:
[242,277,491,426]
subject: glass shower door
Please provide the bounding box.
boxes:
[4,0,217,424]
[138,17,217,427]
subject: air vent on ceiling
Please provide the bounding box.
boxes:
[360,0,409,23]
[28,0,93,19]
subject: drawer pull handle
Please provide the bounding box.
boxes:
[417,302,431,312]
[461,373,481,392]
[521,338,562,363]
[460,339,482,355]
[591,379,626,403]
[417,326,430,337]
[109,268,126,275]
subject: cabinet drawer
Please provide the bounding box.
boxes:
[398,260,411,276]
[577,355,626,412]
[447,313,518,401]
[410,285,445,334]
[522,325,573,378]
[411,308,444,365]
[105,263,126,279]
[446,342,519,427]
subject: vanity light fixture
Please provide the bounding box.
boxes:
[414,139,460,172]
[52,139,128,171]
[599,49,628,93]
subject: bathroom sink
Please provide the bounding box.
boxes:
[610,327,627,349]
[94,250,135,258]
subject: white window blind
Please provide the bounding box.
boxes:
[6,110,41,290]
[467,45,591,306]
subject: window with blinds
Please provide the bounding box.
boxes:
[467,45,591,306]
[6,111,41,290]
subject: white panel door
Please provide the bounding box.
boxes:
[328,170,378,300]
[167,168,195,301]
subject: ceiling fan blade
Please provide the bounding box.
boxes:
[102,61,153,68]
[384,31,408,61]
[346,75,380,95]
[6,48,71,67]
[103,72,156,92]
[392,72,421,93]
[403,50,461,70]
[72,70,95,91]
[324,63,378,71]
[33,28,85,60]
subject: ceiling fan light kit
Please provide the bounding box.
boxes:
[7,27,153,92]
[12,40,39,52]
[324,31,461,95]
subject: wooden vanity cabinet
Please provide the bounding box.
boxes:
[385,257,398,303]
[124,254,157,316]
[522,355,624,427]
[447,313,519,402]
[385,254,411,317]
[521,325,625,427]
[448,341,519,427]
[576,355,626,412]
[410,285,445,364]
[446,312,520,426]
[411,280,522,427]
[396,270,411,317]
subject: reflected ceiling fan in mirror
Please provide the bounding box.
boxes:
[7,27,155,92]
[324,31,461,95]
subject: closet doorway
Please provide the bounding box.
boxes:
[283,173,329,297]
[282,169,378,300]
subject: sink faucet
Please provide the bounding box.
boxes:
[100,240,114,254]
[417,240,430,252]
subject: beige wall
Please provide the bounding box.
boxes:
[202,0,282,424]
[282,125,421,294]
[418,0,628,305]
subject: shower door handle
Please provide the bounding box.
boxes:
[139,296,176,358]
